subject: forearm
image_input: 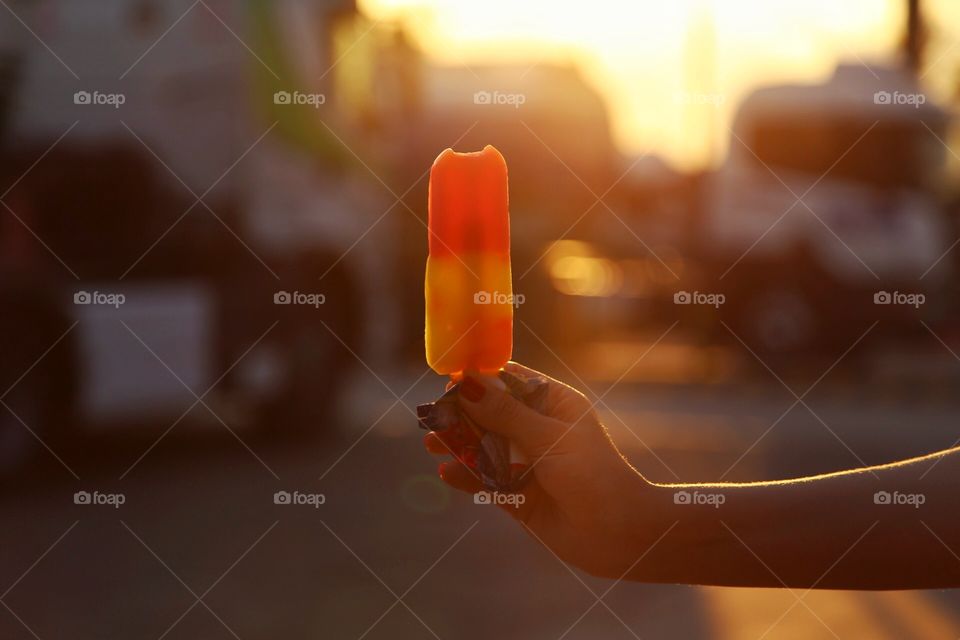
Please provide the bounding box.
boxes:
[628,447,960,589]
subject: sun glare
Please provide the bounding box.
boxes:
[359,0,912,169]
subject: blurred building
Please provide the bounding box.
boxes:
[0,0,390,472]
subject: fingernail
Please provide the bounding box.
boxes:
[459,376,486,402]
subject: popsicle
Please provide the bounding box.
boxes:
[425,145,513,376]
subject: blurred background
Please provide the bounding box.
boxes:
[2,0,960,637]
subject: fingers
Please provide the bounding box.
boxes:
[503,361,591,416]
[437,460,539,524]
[457,374,566,458]
[438,461,483,493]
[423,431,448,454]
[423,431,471,462]
[431,436,540,523]
[503,361,557,382]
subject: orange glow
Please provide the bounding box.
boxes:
[425,146,513,375]
[354,0,960,169]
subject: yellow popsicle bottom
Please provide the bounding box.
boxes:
[425,253,514,375]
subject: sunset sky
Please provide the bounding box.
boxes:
[359,0,960,169]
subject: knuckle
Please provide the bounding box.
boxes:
[491,392,523,423]
[565,416,603,447]
[572,412,601,433]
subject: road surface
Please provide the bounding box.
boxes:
[2,365,959,639]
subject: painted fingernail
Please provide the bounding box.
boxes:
[459,376,486,402]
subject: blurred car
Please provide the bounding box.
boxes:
[705,64,953,354]
[537,64,956,359]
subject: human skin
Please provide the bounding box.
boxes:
[424,362,960,589]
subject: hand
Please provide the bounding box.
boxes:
[424,362,664,579]
[427,362,960,589]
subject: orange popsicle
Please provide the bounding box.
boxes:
[425,145,513,375]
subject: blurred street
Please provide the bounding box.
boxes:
[3,343,960,640]
[3,0,960,636]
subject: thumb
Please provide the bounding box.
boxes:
[457,375,565,458]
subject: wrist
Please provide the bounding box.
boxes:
[617,477,688,582]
